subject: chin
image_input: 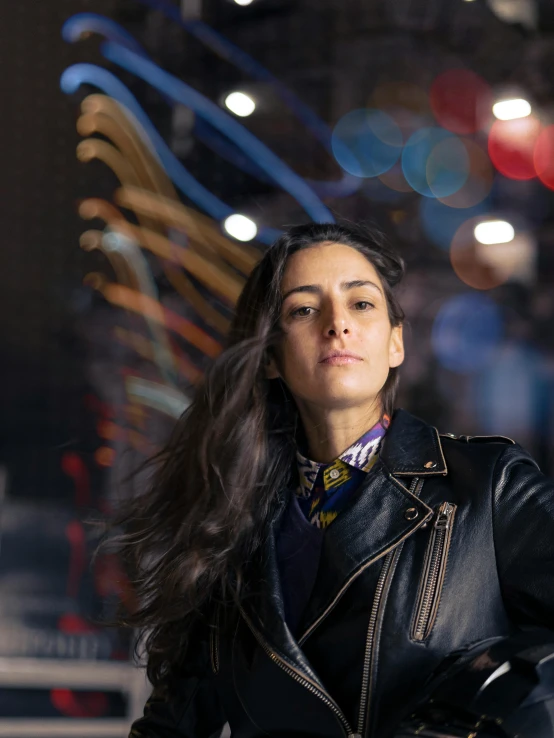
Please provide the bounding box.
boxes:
[311,386,379,410]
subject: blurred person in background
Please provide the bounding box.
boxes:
[118,222,554,738]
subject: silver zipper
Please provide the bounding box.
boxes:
[210,604,220,674]
[356,477,422,737]
[239,605,355,737]
[412,501,457,642]
[356,549,395,737]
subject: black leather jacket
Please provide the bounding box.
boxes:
[130,409,554,738]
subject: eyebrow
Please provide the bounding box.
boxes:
[282,279,383,303]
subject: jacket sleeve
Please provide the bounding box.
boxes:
[129,624,227,738]
[492,443,554,629]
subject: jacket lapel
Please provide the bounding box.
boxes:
[298,460,432,642]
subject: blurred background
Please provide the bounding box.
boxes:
[1,0,554,733]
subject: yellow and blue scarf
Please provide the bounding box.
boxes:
[295,417,389,529]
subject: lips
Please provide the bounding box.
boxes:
[319,351,363,364]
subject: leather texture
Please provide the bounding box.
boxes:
[129,409,554,738]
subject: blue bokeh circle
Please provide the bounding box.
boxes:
[332,109,403,178]
[402,127,469,198]
[431,293,503,373]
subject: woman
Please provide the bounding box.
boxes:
[123,222,554,738]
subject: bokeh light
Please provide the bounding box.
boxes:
[431,293,503,372]
[427,136,471,197]
[223,213,258,241]
[534,124,554,190]
[450,217,510,290]
[224,91,256,117]
[492,98,531,121]
[95,446,116,467]
[402,127,469,198]
[474,219,514,245]
[437,138,494,208]
[450,217,534,289]
[331,108,403,178]
[430,69,493,134]
[488,115,541,180]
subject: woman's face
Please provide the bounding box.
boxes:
[267,242,404,412]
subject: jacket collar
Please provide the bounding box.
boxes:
[295,417,388,499]
[380,408,448,476]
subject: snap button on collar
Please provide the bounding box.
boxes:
[424,461,437,469]
[329,468,340,479]
[404,507,419,521]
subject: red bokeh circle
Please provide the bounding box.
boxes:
[534,125,554,190]
[488,116,541,180]
[430,69,493,134]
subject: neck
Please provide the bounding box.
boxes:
[296,400,383,463]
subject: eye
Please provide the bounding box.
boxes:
[354,301,374,310]
[290,306,315,317]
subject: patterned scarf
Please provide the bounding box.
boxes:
[295,416,389,529]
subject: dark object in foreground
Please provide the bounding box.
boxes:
[396,629,554,738]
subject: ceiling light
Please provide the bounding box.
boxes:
[492,98,531,121]
[223,214,257,241]
[224,91,256,117]
[474,220,515,245]
[233,0,254,6]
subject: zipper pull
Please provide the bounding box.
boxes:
[434,501,454,530]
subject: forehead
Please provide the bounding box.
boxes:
[281,242,381,287]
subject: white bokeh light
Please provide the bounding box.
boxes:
[223,214,258,242]
[233,0,255,7]
[492,98,532,121]
[474,220,515,245]
[224,91,256,117]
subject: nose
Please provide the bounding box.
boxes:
[324,303,350,337]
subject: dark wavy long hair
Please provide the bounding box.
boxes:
[114,221,405,685]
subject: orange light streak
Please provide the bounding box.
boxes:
[80,94,179,201]
[93,281,221,358]
[77,139,143,189]
[162,263,231,334]
[80,229,140,290]
[113,326,203,385]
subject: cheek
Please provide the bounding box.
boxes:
[281,333,308,369]
[369,324,394,353]
[277,332,317,386]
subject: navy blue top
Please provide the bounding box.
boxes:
[275,492,324,636]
